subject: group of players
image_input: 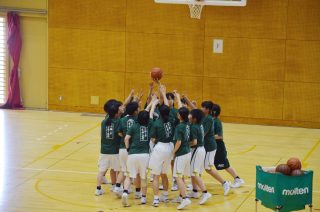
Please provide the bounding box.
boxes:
[94,81,244,209]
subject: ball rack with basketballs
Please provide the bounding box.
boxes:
[255,158,313,212]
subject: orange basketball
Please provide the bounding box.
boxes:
[291,169,304,176]
[275,164,291,175]
[287,157,302,170]
[150,67,163,81]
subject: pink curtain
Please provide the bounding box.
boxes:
[0,12,23,109]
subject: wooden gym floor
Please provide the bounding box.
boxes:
[0,109,319,212]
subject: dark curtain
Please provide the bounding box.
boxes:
[0,12,23,109]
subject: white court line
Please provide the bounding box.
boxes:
[13,167,96,175]
[11,167,320,194]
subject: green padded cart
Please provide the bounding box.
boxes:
[255,166,313,212]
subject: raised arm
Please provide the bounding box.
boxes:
[159,84,169,106]
[123,89,134,106]
[150,99,159,119]
[146,82,155,105]
[182,94,197,109]
[173,90,183,109]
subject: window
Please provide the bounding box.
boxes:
[0,16,7,104]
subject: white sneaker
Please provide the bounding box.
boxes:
[187,191,200,199]
[159,184,164,190]
[187,184,193,191]
[172,196,182,203]
[95,188,105,196]
[171,183,178,191]
[231,178,245,188]
[223,181,231,196]
[199,192,212,205]
[141,196,147,204]
[177,198,191,210]
[159,194,169,202]
[113,186,123,198]
[110,184,116,192]
[153,198,159,207]
[135,191,142,199]
[102,177,108,184]
[122,193,129,207]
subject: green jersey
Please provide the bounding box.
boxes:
[190,123,204,147]
[213,118,223,137]
[173,122,191,157]
[127,123,150,155]
[169,107,179,126]
[202,115,217,151]
[100,117,121,154]
[119,115,137,149]
[150,118,174,143]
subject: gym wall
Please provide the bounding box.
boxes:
[48,0,320,128]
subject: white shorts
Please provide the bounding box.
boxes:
[127,154,150,180]
[190,146,206,176]
[204,150,216,170]
[149,142,174,175]
[98,154,120,172]
[119,149,128,173]
[173,152,191,178]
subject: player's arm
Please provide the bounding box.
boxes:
[149,99,159,119]
[182,94,197,109]
[173,140,181,154]
[189,139,197,146]
[159,84,169,106]
[124,135,131,150]
[214,121,223,141]
[123,89,135,106]
[214,134,223,140]
[173,90,183,109]
[146,82,154,105]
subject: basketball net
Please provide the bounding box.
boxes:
[188,0,204,19]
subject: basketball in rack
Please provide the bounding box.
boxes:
[154,0,247,19]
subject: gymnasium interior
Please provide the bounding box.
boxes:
[0,0,319,211]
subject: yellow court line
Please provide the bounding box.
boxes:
[302,139,320,167]
[229,145,256,156]
[35,179,101,209]
[24,123,99,167]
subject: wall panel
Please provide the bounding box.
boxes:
[48,0,126,31]
[126,0,204,35]
[284,82,320,123]
[205,0,288,39]
[126,32,204,76]
[49,68,124,109]
[286,40,320,83]
[204,37,286,80]
[49,28,125,72]
[203,78,284,120]
[287,0,320,40]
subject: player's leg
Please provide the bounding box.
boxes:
[95,154,109,196]
[205,150,231,196]
[139,154,150,205]
[135,174,142,199]
[122,154,137,207]
[176,153,192,210]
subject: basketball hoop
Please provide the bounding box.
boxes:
[188,0,204,19]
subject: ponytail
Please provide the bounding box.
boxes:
[105,102,120,126]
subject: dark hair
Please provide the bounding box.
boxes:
[104,99,118,113]
[178,107,189,122]
[138,110,150,126]
[166,93,175,100]
[126,102,139,116]
[212,104,221,117]
[181,97,187,105]
[106,102,120,126]
[159,105,170,122]
[201,101,214,115]
[190,109,204,124]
